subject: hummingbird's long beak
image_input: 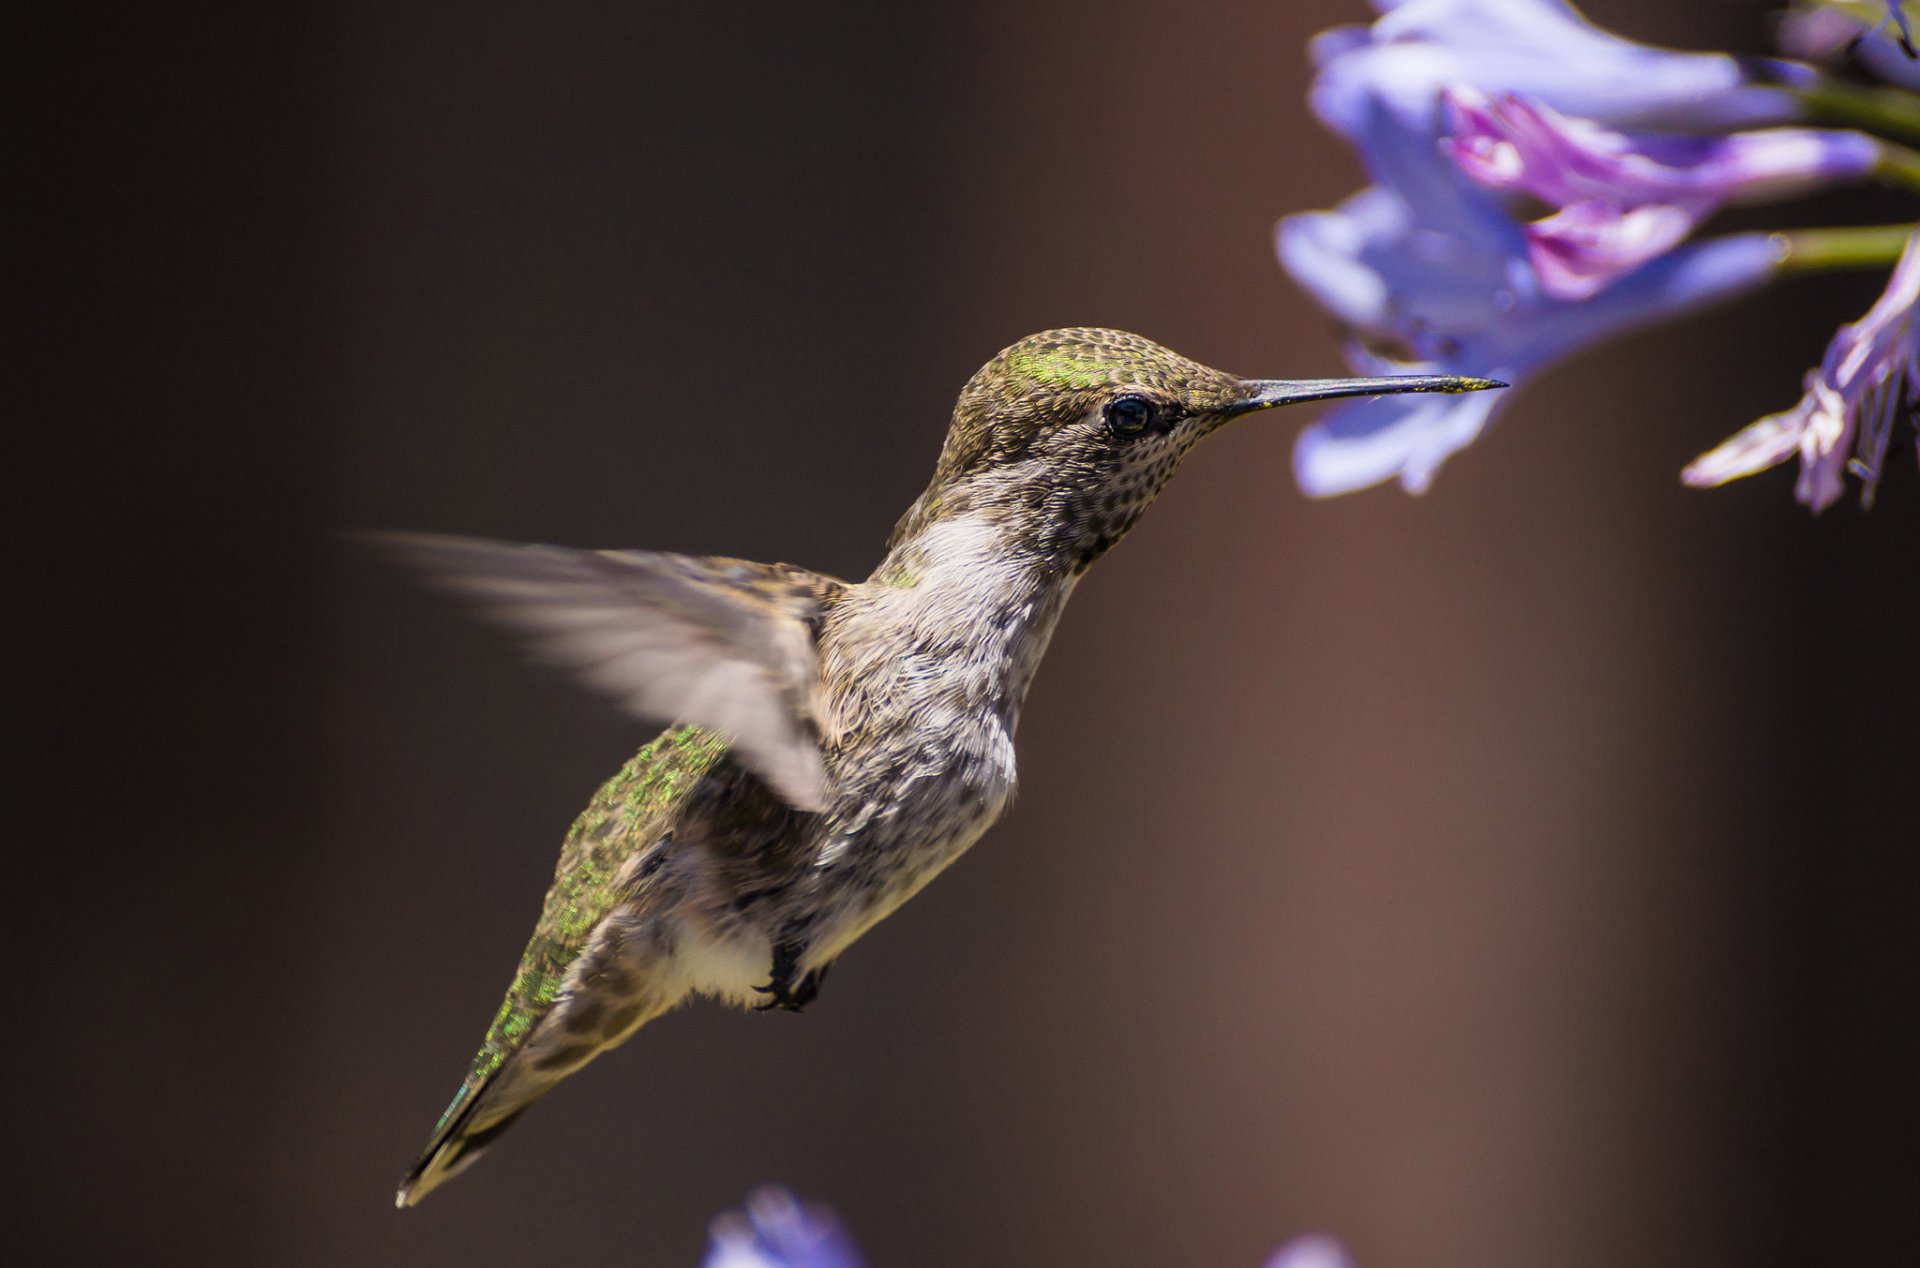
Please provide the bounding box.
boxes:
[1221,374,1506,419]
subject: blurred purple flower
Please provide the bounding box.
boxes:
[1310,0,1801,145]
[1265,1234,1360,1268]
[1443,90,1878,298]
[698,1192,1367,1268]
[1685,230,1920,510]
[704,1188,868,1268]
[700,1192,1369,1268]
[1278,101,1781,494]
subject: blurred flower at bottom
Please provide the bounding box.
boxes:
[704,1188,869,1268]
[699,1189,1356,1268]
[1264,1234,1360,1268]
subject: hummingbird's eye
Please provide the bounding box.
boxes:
[1104,394,1156,439]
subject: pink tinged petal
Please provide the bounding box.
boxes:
[1683,372,1853,512]
[1443,127,1526,189]
[1682,387,1820,487]
[1847,382,1900,508]
[1527,201,1696,300]
[1442,88,1879,213]
[1687,231,1920,510]
[1442,89,1618,205]
[1795,382,1854,512]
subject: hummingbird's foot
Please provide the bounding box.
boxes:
[751,940,827,1012]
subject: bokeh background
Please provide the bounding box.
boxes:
[18,2,1918,1265]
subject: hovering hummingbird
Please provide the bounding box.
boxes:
[386,328,1501,1206]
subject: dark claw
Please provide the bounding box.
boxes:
[752,939,828,1012]
[787,964,829,1011]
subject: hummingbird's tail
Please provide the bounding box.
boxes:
[395,1074,527,1208]
[396,964,687,1208]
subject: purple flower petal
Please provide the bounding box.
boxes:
[1284,215,1780,495]
[1526,201,1696,300]
[1779,5,1920,89]
[1295,379,1506,496]
[1685,230,1920,510]
[1440,88,1876,295]
[1311,0,1799,144]
[1281,82,1782,496]
[1681,388,1825,492]
[1443,89,1873,213]
[1442,90,1877,213]
[1883,0,1918,54]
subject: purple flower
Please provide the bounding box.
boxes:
[1521,201,1699,301]
[1310,0,1800,146]
[1779,4,1920,89]
[698,1192,1364,1268]
[704,1188,868,1268]
[1278,100,1781,495]
[1272,0,1890,495]
[1265,1235,1360,1268]
[1684,230,1920,510]
[1888,0,1920,53]
[1443,90,1878,298]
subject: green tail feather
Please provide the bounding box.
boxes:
[396,726,728,1206]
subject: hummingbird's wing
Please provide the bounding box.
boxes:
[378,531,844,812]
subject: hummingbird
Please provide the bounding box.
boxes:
[385,328,1500,1206]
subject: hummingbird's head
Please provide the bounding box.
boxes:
[890,328,1501,570]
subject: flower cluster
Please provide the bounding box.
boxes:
[1278,0,1920,510]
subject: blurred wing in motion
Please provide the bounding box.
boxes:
[375,531,844,811]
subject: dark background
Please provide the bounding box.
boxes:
[16,2,1917,1265]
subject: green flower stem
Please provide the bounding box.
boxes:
[1875,140,1920,194]
[1796,79,1920,148]
[1774,224,1916,274]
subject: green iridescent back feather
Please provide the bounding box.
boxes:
[431,724,729,1133]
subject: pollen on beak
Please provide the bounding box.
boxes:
[1222,374,1507,418]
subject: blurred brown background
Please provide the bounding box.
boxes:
[16,2,1918,1265]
